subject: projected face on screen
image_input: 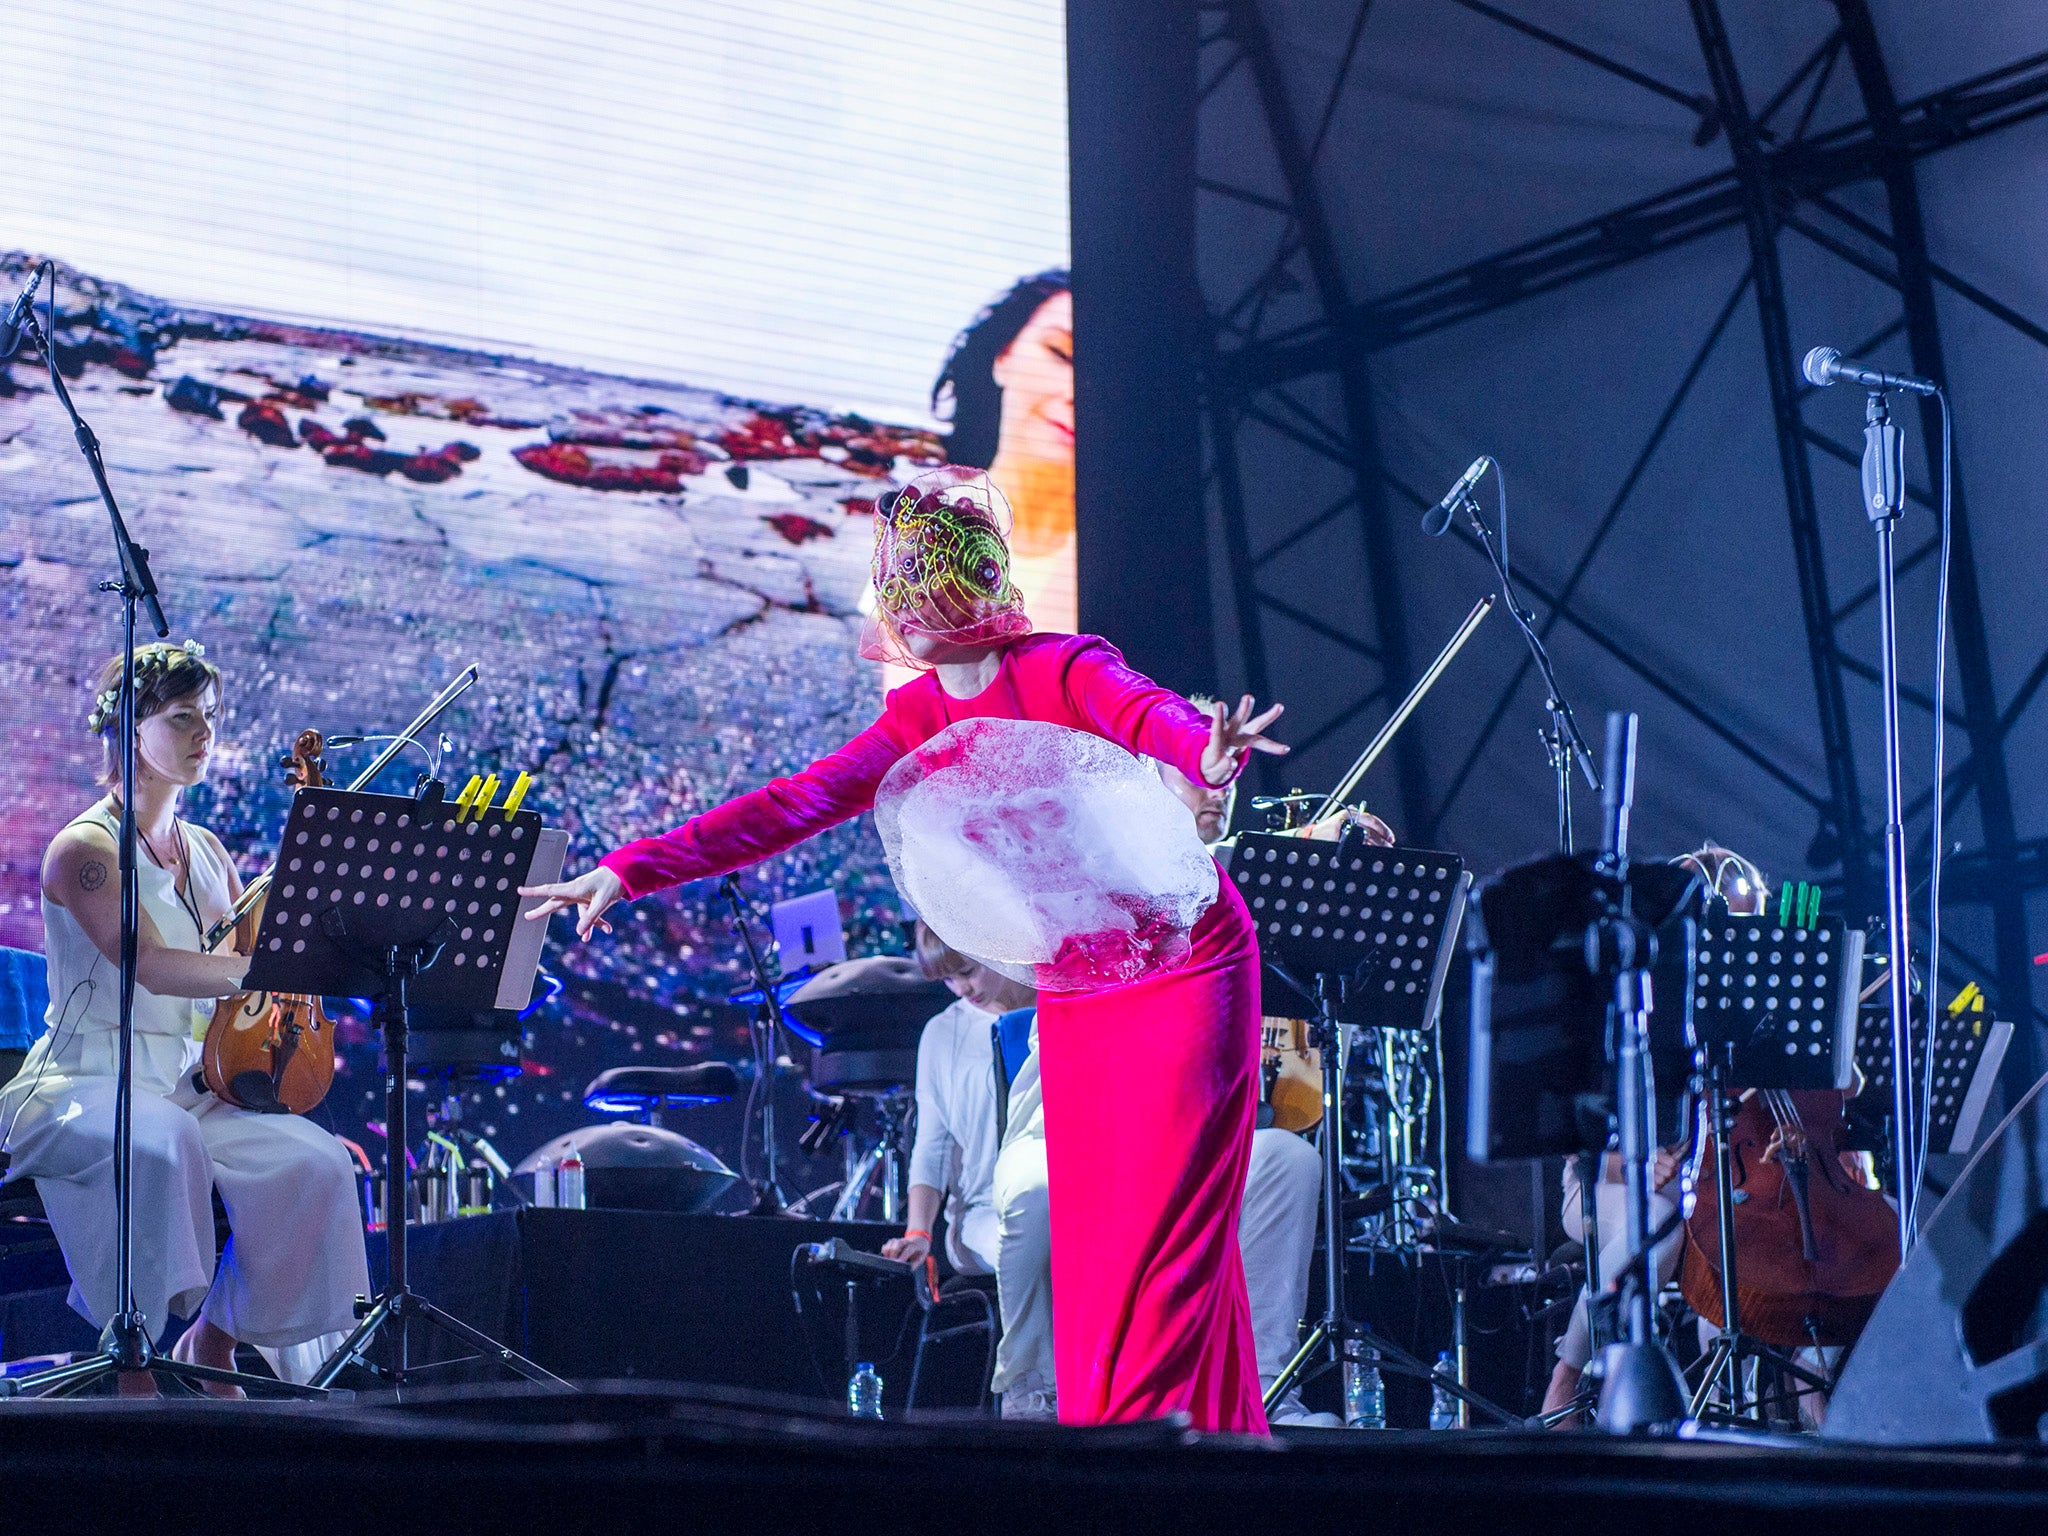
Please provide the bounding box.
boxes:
[934,273,1076,638]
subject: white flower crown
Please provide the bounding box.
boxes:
[86,640,207,733]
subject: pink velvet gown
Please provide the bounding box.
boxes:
[600,632,1268,1434]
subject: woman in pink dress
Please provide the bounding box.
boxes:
[523,468,1287,1433]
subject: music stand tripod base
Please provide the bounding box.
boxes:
[240,785,572,1392]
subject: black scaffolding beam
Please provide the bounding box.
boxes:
[1195,1,2044,1029]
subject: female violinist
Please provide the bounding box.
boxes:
[0,643,369,1393]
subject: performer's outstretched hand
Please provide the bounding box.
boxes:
[519,865,626,940]
[1201,695,1288,787]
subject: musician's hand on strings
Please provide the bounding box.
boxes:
[1201,695,1288,787]
[519,865,626,941]
[1652,1146,1682,1192]
[1302,806,1397,848]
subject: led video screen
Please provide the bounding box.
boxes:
[0,0,1071,1173]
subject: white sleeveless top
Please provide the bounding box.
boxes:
[5,800,236,1111]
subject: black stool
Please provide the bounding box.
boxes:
[907,1267,999,1414]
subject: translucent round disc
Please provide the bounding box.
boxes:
[875,718,1217,992]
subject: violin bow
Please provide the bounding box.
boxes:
[203,663,481,952]
[1309,594,1493,825]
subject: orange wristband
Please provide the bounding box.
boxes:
[904,1228,932,1242]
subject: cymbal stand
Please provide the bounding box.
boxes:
[0,269,319,1401]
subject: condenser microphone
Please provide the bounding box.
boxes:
[0,263,47,361]
[1801,345,1938,397]
[1421,455,1492,536]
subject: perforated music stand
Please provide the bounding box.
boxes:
[1855,1000,2013,1161]
[1232,835,1510,1425]
[1231,836,1469,1030]
[242,785,572,1391]
[1690,911,1866,1091]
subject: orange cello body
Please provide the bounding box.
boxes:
[201,729,338,1115]
[1679,1087,1900,1348]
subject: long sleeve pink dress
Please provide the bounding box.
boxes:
[601,632,1268,1433]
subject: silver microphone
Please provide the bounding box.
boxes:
[1421,454,1493,536]
[1801,345,1938,397]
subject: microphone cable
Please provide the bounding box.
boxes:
[1910,389,1955,1234]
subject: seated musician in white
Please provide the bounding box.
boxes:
[885,922,1037,1282]
[0,643,369,1393]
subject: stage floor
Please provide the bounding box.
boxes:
[1,1382,2044,1535]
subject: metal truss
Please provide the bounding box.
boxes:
[1200,0,1429,829]
[1198,1,2048,1027]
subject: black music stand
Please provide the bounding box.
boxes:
[1233,835,1511,1426]
[238,784,571,1391]
[1685,909,1866,1425]
[1855,995,2014,1164]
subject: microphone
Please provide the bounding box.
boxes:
[1421,455,1492,536]
[1801,345,1938,397]
[0,264,47,362]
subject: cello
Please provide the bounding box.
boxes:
[200,729,339,1114]
[1678,1080,1901,1347]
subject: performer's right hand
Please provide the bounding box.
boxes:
[519,865,626,940]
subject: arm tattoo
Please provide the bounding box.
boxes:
[79,860,108,893]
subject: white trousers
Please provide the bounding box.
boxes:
[988,1125,1322,1397]
[1556,1178,1682,1370]
[4,1034,369,1353]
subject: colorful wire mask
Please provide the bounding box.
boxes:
[859,466,1032,668]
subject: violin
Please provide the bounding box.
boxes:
[1261,1016,1321,1132]
[1679,1082,1900,1347]
[201,729,338,1115]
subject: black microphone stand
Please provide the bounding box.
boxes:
[1857,388,1921,1261]
[1454,492,1600,853]
[719,875,795,1215]
[1,264,319,1399]
[1585,712,1687,1433]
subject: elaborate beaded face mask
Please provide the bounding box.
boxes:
[859,466,1031,668]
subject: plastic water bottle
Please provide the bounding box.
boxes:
[1343,1347,1385,1429]
[1430,1351,1458,1430]
[555,1147,586,1210]
[848,1361,884,1420]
